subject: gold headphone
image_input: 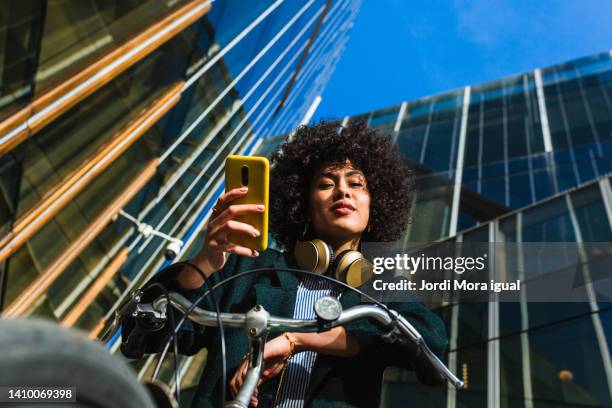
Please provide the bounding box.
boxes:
[293,239,373,288]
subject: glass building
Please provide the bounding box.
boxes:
[334,51,612,407]
[0,0,361,398]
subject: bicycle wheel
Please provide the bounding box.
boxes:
[0,318,155,408]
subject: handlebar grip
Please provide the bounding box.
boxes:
[392,316,463,389]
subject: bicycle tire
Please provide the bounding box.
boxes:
[0,318,155,408]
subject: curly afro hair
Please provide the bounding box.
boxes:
[269,120,415,251]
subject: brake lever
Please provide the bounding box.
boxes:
[134,297,168,331]
[392,313,464,389]
[99,290,141,342]
[100,290,169,343]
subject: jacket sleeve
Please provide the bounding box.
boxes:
[120,255,239,359]
[341,293,448,386]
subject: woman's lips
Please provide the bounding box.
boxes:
[332,207,354,216]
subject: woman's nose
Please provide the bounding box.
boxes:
[334,179,351,198]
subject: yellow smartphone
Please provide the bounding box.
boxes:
[224,155,269,251]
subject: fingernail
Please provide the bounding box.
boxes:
[253,230,260,237]
[256,204,264,210]
[253,250,259,257]
[240,187,248,192]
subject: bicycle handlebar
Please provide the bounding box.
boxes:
[109,290,463,408]
[164,291,464,407]
[167,292,396,332]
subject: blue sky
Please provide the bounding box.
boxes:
[315,0,612,120]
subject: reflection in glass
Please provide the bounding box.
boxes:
[0,1,44,120]
[397,90,463,174]
[6,139,155,310]
[8,21,201,225]
[526,311,612,407]
[36,0,188,93]
[544,58,612,152]
[0,0,190,122]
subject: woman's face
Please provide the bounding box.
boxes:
[309,160,371,243]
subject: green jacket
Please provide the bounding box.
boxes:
[132,248,448,408]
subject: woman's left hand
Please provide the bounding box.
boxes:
[229,334,294,407]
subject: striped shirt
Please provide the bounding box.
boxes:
[273,275,341,408]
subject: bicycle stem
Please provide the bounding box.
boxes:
[226,305,269,408]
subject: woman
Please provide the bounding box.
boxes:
[133,120,447,407]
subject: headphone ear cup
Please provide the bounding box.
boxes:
[294,239,333,274]
[333,250,373,288]
[330,250,350,278]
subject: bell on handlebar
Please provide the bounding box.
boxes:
[314,296,342,323]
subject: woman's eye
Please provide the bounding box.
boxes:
[350,182,364,188]
[319,183,333,189]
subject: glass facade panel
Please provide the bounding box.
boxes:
[0,0,189,121]
[526,310,612,407]
[3,21,202,227]
[455,345,488,407]
[0,149,22,235]
[0,1,43,120]
[465,74,544,168]
[499,335,527,408]
[380,367,447,408]
[543,54,612,151]
[36,0,189,93]
[462,74,545,210]
[206,1,276,52]
[368,106,399,130]
[397,90,462,174]
[5,138,155,308]
[402,181,452,242]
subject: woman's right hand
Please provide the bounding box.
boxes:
[200,186,265,270]
[179,187,264,288]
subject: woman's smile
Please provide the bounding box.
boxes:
[330,200,356,216]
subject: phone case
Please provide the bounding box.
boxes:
[224,155,269,251]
